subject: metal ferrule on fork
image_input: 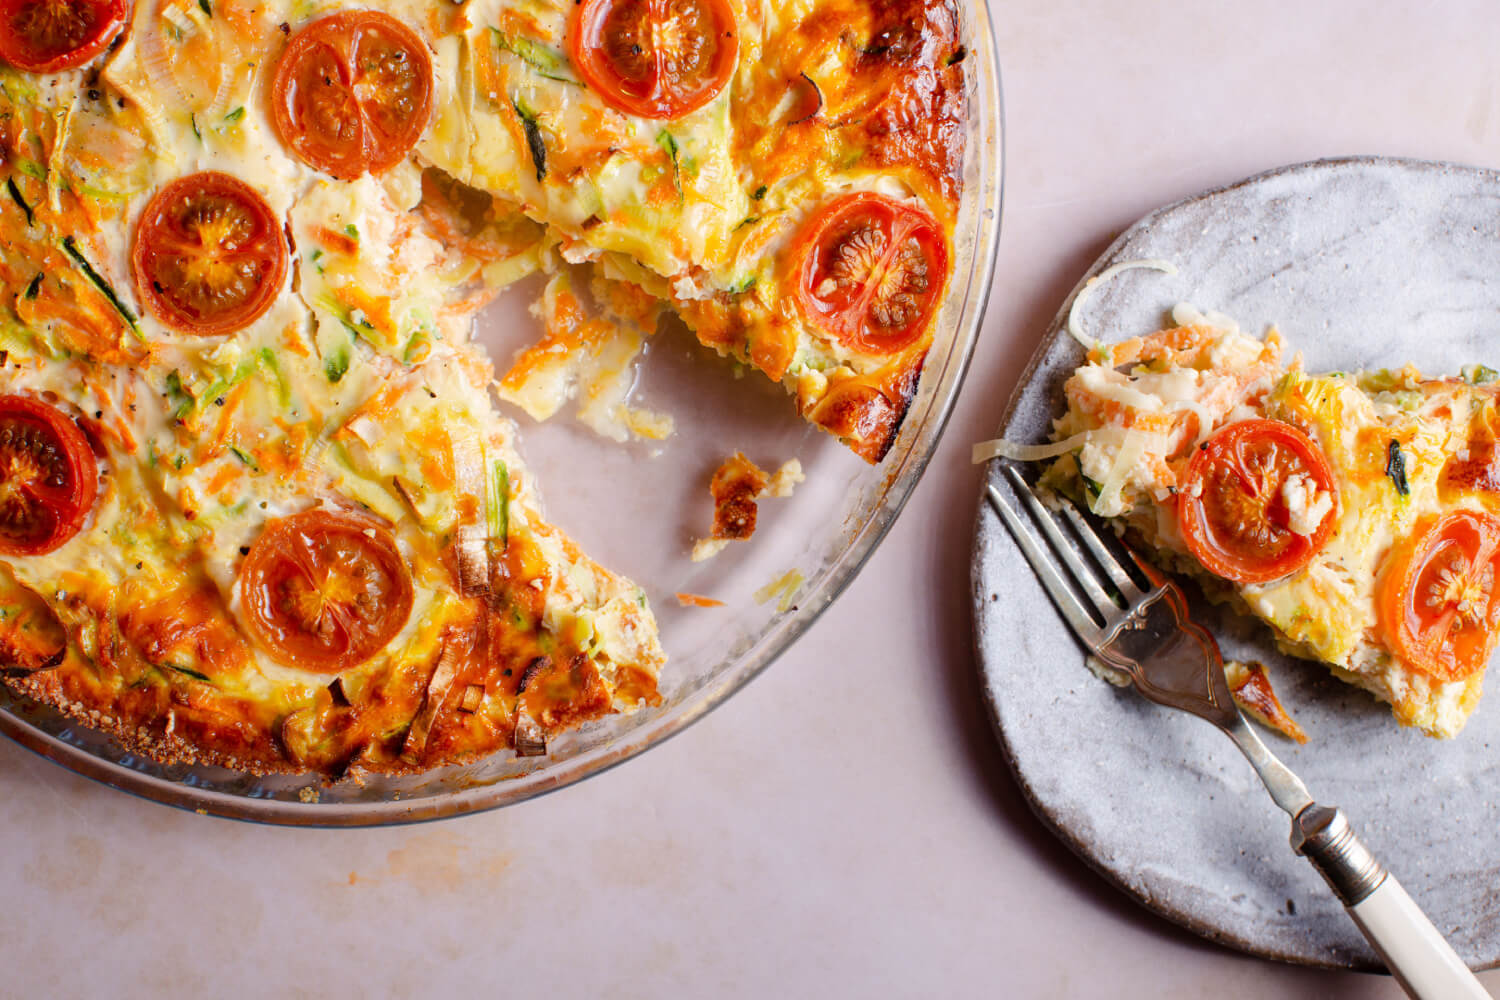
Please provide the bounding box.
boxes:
[1292,804,1388,906]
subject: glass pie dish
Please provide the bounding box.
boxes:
[0,1,1004,825]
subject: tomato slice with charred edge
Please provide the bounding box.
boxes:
[1380,510,1500,683]
[1440,400,1500,495]
[132,171,288,336]
[0,395,98,556]
[271,10,434,179]
[1177,419,1338,585]
[791,192,947,356]
[0,0,126,74]
[238,509,414,673]
[569,0,738,120]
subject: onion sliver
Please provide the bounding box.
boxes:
[1065,258,1178,351]
[971,431,1095,464]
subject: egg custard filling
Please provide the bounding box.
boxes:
[996,314,1500,738]
[0,0,966,776]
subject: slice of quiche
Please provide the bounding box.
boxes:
[1018,316,1500,738]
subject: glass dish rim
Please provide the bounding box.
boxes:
[0,4,1006,826]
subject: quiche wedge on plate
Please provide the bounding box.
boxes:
[987,313,1500,738]
[0,0,966,776]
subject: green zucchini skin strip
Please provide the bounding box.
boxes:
[62,236,140,334]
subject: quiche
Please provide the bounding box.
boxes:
[0,0,966,776]
[998,313,1500,738]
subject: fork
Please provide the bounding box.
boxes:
[985,462,1490,999]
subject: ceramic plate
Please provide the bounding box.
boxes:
[972,157,1500,970]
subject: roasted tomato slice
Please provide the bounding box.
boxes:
[1440,400,1500,495]
[238,509,414,672]
[1379,510,1500,682]
[791,192,947,356]
[1177,419,1338,584]
[0,395,98,556]
[569,0,738,120]
[271,10,434,179]
[1441,446,1500,495]
[0,0,126,74]
[132,171,288,336]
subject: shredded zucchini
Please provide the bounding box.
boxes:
[7,177,33,226]
[61,236,139,336]
[324,346,350,383]
[492,30,578,84]
[513,98,547,181]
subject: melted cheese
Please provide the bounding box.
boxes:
[1281,472,1333,537]
[1045,321,1499,738]
[0,0,965,774]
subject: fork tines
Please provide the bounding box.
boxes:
[985,463,1151,652]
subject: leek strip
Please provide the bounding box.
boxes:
[487,459,510,549]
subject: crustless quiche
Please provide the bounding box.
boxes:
[0,0,966,775]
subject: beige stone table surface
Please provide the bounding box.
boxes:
[6,1,1500,996]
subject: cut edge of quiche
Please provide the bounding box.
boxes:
[984,309,1500,739]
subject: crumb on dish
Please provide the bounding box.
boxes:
[691,455,803,561]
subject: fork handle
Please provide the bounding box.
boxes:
[1293,804,1490,999]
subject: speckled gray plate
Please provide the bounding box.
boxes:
[972,157,1500,970]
